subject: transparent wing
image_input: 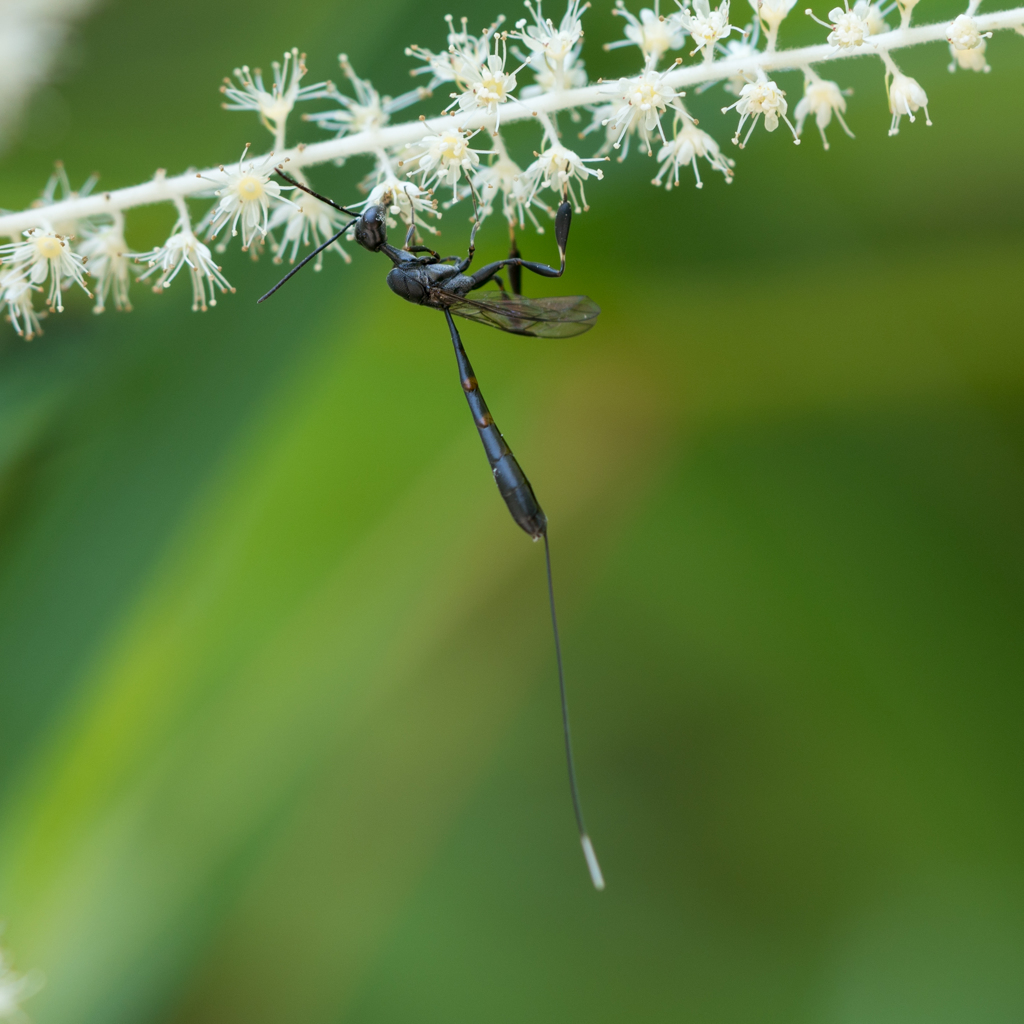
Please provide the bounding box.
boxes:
[447,293,600,338]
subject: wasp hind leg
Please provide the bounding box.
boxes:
[466,202,572,291]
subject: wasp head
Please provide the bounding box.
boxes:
[355,204,387,252]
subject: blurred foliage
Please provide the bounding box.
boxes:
[1,0,1023,1022]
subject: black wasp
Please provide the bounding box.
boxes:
[260,169,604,890]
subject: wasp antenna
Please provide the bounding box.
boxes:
[274,168,360,216]
[257,220,356,302]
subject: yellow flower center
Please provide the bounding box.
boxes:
[34,235,64,260]
[637,83,658,106]
[258,97,291,125]
[237,175,266,202]
[440,135,465,161]
[479,74,505,101]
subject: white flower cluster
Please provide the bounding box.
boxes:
[0,164,94,338]
[1,1,1023,337]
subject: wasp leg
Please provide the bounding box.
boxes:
[508,227,522,296]
[406,245,444,261]
[464,201,572,289]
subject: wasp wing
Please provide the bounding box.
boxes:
[447,293,600,338]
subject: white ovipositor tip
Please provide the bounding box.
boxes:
[581,834,605,890]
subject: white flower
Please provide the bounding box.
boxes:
[886,70,930,135]
[581,99,629,158]
[858,0,890,34]
[406,15,506,92]
[949,37,991,71]
[521,141,604,211]
[203,146,291,250]
[521,48,588,93]
[220,48,325,143]
[605,0,687,60]
[268,187,352,267]
[31,161,99,238]
[134,222,234,312]
[810,0,887,37]
[360,176,438,230]
[1,269,44,340]
[412,21,526,127]
[472,139,548,229]
[946,14,992,71]
[677,0,735,60]
[723,71,800,146]
[794,73,854,148]
[601,59,683,155]
[652,120,734,188]
[513,0,590,94]
[0,227,91,312]
[0,946,42,1019]
[77,214,134,313]
[751,0,798,33]
[449,37,523,125]
[828,4,869,45]
[473,149,524,220]
[514,0,588,66]
[305,55,408,137]
[811,0,872,47]
[947,13,984,48]
[408,129,481,190]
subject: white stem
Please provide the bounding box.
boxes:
[879,48,901,73]
[1,7,1022,237]
[492,130,512,161]
[536,110,560,146]
[171,193,191,230]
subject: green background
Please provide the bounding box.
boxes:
[1,0,1022,1021]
